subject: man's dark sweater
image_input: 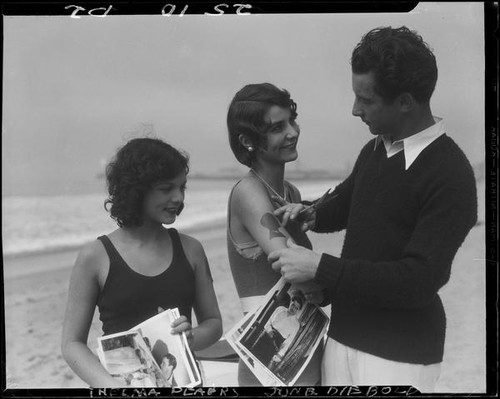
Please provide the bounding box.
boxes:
[313,134,477,365]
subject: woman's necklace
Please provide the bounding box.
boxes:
[250,169,288,203]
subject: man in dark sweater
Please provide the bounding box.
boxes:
[268,26,477,392]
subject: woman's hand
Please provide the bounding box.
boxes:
[158,307,195,348]
[170,315,194,348]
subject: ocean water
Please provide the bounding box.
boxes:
[2,178,335,257]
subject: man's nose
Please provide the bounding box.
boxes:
[352,100,363,117]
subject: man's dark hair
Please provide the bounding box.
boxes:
[351,26,438,103]
[227,82,299,167]
[104,137,189,227]
[162,353,177,370]
[289,289,305,309]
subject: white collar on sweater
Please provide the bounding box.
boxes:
[374,117,446,170]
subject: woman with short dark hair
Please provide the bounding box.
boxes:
[62,137,222,387]
[226,83,323,386]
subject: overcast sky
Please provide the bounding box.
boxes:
[2,2,485,196]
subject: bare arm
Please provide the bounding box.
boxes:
[233,179,295,255]
[176,234,222,351]
[61,241,121,387]
[234,179,324,297]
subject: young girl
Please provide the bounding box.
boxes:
[61,137,222,387]
[226,83,324,386]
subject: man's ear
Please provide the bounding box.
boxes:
[398,92,415,113]
[238,134,254,151]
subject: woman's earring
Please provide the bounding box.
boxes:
[248,146,254,152]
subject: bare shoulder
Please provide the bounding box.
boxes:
[231,176,271,209]
[232,176,266,198]
[74,239,109,277]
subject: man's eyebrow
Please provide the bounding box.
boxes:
[356,94,371,101]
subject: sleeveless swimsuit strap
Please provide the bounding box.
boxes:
[168,228,193,272]
[98,231,186,276]
[97,235,121,264]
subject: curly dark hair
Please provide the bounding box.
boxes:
[227,83,299,167]
[161,353,177,370]
[104,137,189,228]
[351,26,438,103]
[289,289,305,309]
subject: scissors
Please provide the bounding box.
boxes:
[298,188,338,216]
[271,188,338,221]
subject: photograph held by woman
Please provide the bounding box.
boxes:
[226,83,325,386]
[61,138,222,387]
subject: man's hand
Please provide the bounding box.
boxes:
[292,281,325,305]
[271,197,316,232]
[268,239,321,283]
[304,290,326,305]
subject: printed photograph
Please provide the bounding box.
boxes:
[132,308,201,387]
[226,303,279,386]
[97,331,166,387]
[235,279,329,386]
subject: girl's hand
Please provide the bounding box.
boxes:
[171,315,194,347]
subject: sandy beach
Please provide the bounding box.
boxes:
[4,183,486,392]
